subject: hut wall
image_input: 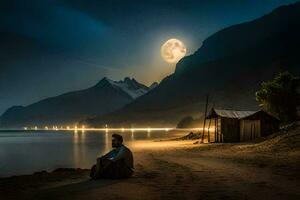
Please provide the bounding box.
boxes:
[240,120,261,141]
[242,111,279,137]
[221,118,240,142]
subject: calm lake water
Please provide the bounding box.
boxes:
[0,130,185,177]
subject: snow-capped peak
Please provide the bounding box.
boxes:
[97,77,149,99]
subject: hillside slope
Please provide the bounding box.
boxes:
[0,77,150,128]
[85,2,300,127]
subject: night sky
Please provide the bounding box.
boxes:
[0,0,298,114]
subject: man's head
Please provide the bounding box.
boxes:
[112,134,123,148]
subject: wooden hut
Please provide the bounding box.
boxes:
[206,108,279,142]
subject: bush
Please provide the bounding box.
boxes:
[256,71,299,122]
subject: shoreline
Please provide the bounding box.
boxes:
[1,127,300,200]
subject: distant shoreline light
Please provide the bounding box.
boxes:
[19,126,212,132]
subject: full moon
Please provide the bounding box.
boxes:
[161,38,187,64]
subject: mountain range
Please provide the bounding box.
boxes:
[0,77,156,128]
[1,2,300,128]
[83,1,300,128]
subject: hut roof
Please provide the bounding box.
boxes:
[207,108,279,120]
[207,108,257,119]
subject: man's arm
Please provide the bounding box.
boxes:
[101,150,115,159]
[110,146,126,162]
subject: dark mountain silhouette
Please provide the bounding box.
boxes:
[149,82,159,90]
[0,77,151,128]
[85,2,300,127]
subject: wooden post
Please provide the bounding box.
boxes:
[216,117,219,142]
[220,118,223,142]
[201,95,209,143]
[215,118,217,142]
[207,104,214,143]
[207,116,212,143]
[214,118,217,142]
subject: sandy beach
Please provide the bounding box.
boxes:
[1,125,300,200]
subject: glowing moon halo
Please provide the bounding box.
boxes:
[161,38,187,64]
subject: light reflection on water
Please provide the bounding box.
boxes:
[0,130,185,177]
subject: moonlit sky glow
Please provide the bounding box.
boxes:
[0,0,298,114]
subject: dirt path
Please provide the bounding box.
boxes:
[157,150,300,199]
[27,146,300,200]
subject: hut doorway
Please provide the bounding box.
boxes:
[240,120,261,141]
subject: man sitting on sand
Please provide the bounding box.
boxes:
[90,133,134,179]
